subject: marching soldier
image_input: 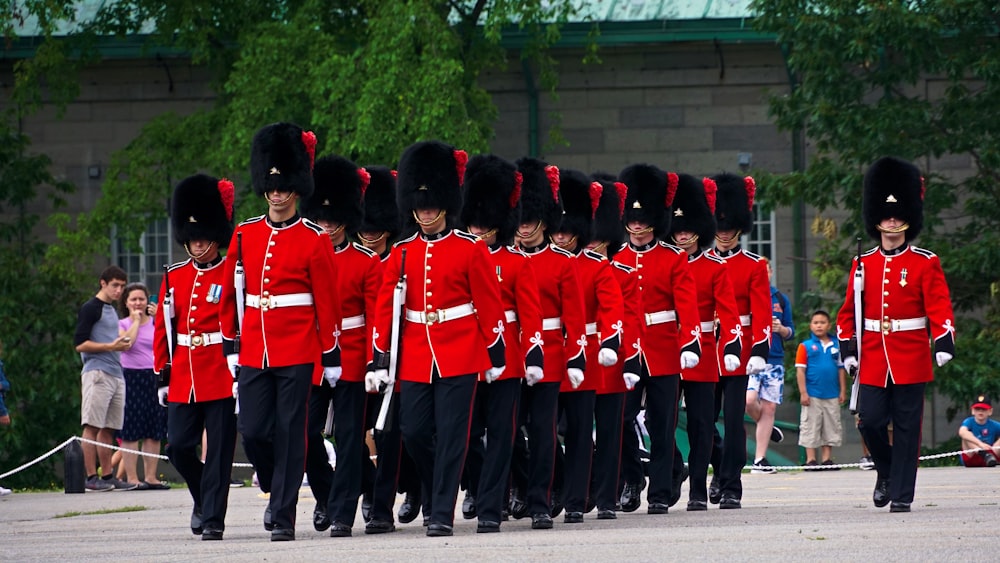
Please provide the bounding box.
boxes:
[370,140,506,537]
[357,165,400,258]
[219,122,343,541]
[300,155,383,537]
[154,174,238,540]
[837,156,955,512]
[587,175,641,520]
[667,174,742,510]
[615,164,701,514]
[513,157,587,530]
[549,169,624,524]
[460,154,544,532]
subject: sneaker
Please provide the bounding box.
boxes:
[983,451,998,467]
[821,459,841,471]
[859,456,875,470]
[0,486,11,496]
[804,460,820,471]
[109,478,139,491]
[85,475,114,492]
[770,426,784,443]
[750,458,777,474]
[230,478,245,488]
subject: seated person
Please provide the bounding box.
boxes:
[958,395,1000,467]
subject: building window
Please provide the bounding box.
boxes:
[742,204,775,260]
[112,218,173,293]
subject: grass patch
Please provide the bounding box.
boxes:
[54,505,148,518]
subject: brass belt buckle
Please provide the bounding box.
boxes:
[259,296,270,310]
[425,311,439,324]
[191,335,204,347]
[882,319,891,334]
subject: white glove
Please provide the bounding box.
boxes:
[747,356,766,375]
[364,371,380,393]
[232,381,240,415]
[157,387,169,408]
[226,354,239,380]
[843,356,859,374]
[485,365,505,383]
[376,369,392,389]
[723,354,741,373]
[567,368,585,389]
[323,366,342,388]
[935,351,953,367]
[680,351,699,370]
[623,372,641,390]
[525,366,544,386]
[598,348,618,367]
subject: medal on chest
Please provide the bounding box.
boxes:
[207,283,222,303]
[899,268,908,288]
[496,266,503,284]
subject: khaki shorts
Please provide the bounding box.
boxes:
[81,369,125,430]
[798,397,843,448]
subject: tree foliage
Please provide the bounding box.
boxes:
[751,0,1000,413]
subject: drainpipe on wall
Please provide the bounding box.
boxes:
[521,58,540,158]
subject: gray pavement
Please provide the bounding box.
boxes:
[3,466,998,561]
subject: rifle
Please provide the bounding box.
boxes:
[375,249,407,432]
[233,232,245,414]
[849,236,863,414]
[157,264,176,395]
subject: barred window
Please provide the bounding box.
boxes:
[111,218,173,293]
[743,203,774,260]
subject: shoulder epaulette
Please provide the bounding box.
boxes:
[239,215,266,227]
[743,249,763,261]
[351,242,377,257]
[657,241,684,254]
[551,245,575,258]
[392,232,419,248]
[166,260,190,272]
[504,245,528,257]
[705,252,726,264]
[910,246,937,259]
[454,230,480,243]
[616,242,628,254]
[302,218,325,235]
[582,249,607,262]
[861,247,879,257]
[612,261,634,274]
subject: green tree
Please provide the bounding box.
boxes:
[751,0,1000,416]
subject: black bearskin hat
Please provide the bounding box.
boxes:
[619,163,674,236]
[359,165,400,241]
[667,173,717,249]
[171,174,235,249]
[863,156,924,241]
[397,140,467,228]
[460,154,522,244]
[250,122,317,198]
[302,155,367,235]
[712,172,756,234]
[591,176,628,258]
[556,168,601,249]
[516,157,562,232]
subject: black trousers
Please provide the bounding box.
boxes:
[326,380,368,526]
[711,374,749,499]
[469,378,521,523]
[238,363,313,531]
[304,382,334,513]
[858,381,926,504]
[369,392,403,523]
[400,372,478,526]
[674,380,715,502]
[623,367,679,504]
[167,397,237,531]
[521,380,561,515]
[593,392,624,511]
[559,390,596,513]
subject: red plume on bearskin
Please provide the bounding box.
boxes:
[614,182,627,219]
[511,171,523,210]
[545,165,560,202]
[666,172,679,207]
[301,131,317,169]
[218,179,234,221]
[358,168,371,197]
[703,177,717,214]
[454,149,468,184]
[744,176,756,209]
[589,182,602,219]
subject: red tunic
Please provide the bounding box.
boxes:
[153,258,232,403]
[713,247,771,366]
[519,243,588,384]
[372,230,506,382]
[562,249,624,393]
[614,241,701,376]
[837,244,956,386]
[220,215,343,386]
[683,250,742,382]
[485,245,544,382]
[333,241,383,382]
[597,261,642,395]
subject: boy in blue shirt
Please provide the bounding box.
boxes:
[795,310,847,469]
[958,395,1000,467]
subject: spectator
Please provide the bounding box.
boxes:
[958,395,1000,467]
[117,282,168,489]
[795,310,847,470]
[74,265,136,491]
[745,257,794,473]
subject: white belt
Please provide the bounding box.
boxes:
[341,314,365,330]
[739,314,751,326]
[700,321,716,333]
[246,293,314,310]
[405,303,475,325]
[585,322,598,336]
[864,317,927,333]
[177,332,223,347]
[644,310,676,326]
[505,310,518,324]
[542,317,562,331]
